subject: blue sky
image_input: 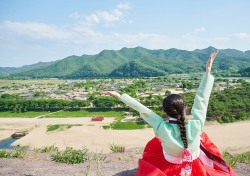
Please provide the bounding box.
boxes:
[0,0,250,67]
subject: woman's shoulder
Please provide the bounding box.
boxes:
[186,119,202,129]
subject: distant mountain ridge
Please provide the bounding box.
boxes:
[1,46,250,78]
[0,61,55,76]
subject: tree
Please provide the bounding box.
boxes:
[181,80,187,89]
[165,90,171,96]
[187,82,194,90]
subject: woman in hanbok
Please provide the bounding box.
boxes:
[104,50,236,176]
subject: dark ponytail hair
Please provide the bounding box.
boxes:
[163,94,188,149]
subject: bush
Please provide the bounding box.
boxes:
[34,145,59,153]
[50,147,88,164]
[12,146,28,158]
[0,146,28,158]
[0,149,12,158]
[109,143,125,153]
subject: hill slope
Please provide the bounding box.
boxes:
[8,46,250,78]
[109,61,165,77]
[0,61,55,76]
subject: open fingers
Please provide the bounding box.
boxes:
[210,50,219,59]
[206,50,218,73]
[102,91,111,95]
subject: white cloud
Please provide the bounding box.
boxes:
[83,2,132,26]
[1,21,71,40]
[233,33,250,40]
[194,27,206,33]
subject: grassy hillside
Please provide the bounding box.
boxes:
[7,46,250,78]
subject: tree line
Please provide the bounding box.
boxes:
[0,82,249,123]
[0,98,89,112]
[182,81,250,123]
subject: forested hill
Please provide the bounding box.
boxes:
[2,46,250,78]
[0,61,55,77]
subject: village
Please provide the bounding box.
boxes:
[0,74,242,102]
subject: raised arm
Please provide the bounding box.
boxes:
[103,91,163,130]
[191,51,218,130]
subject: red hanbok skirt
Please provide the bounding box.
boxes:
[136,132,236,176]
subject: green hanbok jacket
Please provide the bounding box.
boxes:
[119,73,214,163]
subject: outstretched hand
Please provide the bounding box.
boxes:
[206,50,219,74]
[102,91,121,99]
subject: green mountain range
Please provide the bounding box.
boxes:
[0,61,55,77]
[1,46,250,78]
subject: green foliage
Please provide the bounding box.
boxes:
[34,145,59,153]
[110,121,145,130]
[0,149,12,158]
[92,97,121,108]
[165,90,171,96]
[208,83,250,122]
[109,143,125,153]
[238,67,250,77]
[223,151,250,168]
[50,147,89,164]
[120,83,138,98]
[83,151,106,176]
[92,151,106,176]
[0,98,89,111]
[223,151,239,168]
[0,93,20,100]
[182,82,250,123]
[33,91,45,97]
[12,146,28,158]
[0,110,54,118]
[47,124,82,132]
[236,151,250,164]
[0,146,28,158]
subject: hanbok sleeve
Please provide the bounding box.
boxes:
[119,94,163,130]
[191,73,214,131]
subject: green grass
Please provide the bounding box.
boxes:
[0,110,54,118]
[50,147,89,164]
[33,145,59,153]
[223,151,250,168]
[46,108,126,118]
[0,146,28,158]
[236,151,250,164]
[109,143,125,153]
[110,121,145,130]
[0,108,127,118]
[47,124,82,132]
